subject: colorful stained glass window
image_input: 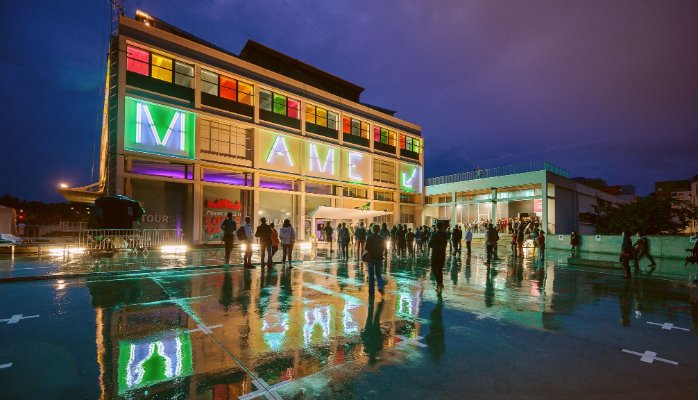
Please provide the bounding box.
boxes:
[238,82,254,105]
[305,104,316,124]
[126,46,149,76]
[400,135,421,153]
[327,111,338,130]
[374,126,380,142]
[288,98,300,119]
[273,93,287,115]
[151,54,173,82]
[201,70,218,95]
[399,135,406,149]
[174,61,194,88]
[342,117,351,134]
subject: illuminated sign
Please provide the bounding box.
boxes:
[305,141,338,179]
[399,163,422,193]
[124,97,196,159]
[341,149,371,183]
[258,130,301,174]
[117,331,193,394]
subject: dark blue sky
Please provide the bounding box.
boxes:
[1,0,697,201]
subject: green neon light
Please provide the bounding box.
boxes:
[124,97,196,159]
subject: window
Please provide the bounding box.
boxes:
[373,159,396,185]
[199,119,250,159]
[373,126,397,147]
[400,134,421,154]
[201,69,254,105]
[305,104,338,130]
[343,186,367,199]
[261,89,300,119]
[126,45,194,88]
[374,190,394,201]
[342,116,369,138]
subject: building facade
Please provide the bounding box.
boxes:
[424,162,627,235]
[67,11,424,243]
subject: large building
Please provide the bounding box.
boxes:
[63,10,424,243]
[424,162,627,234]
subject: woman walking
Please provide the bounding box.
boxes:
[279,219,296,267]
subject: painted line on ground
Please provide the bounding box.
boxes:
[395,334,427,348]
[0,363,12,369]
[622,349,678,365]
[646,322,689,331]
[188,323,223,335]
[0,314,39,325]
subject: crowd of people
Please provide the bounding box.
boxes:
[461,216,541,234]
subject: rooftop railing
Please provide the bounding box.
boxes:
[426,161,570,186]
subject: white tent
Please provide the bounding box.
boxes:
[308,206,392,220]
[0,206,18,235]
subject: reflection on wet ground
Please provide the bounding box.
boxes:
[1,248,698,399]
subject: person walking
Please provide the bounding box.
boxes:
[279,218,296,266]
[255,217,273,268]
[446,227,452,255]
[220,212,237,265]
[570,231,580,257]
[354,221,367,259]
[270,222,280,265]
[485,223,499,264]
[451,225,462,256]
[338,222,350,259]
[324,222,334,254]
[620,230,634,279]
[633,232,656,269]
[406,228,415,257]
[365,224,387,296]
[241,216,254,268]
[511,231,518,258]
[537,231,546,261]
[380,223,391,258]
[465,226,473,256]
[397,224,407,257]
[429,221,448,296]
[516,228,525,256]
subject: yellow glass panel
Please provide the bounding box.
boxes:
[238,82,254,105]
[151,54,172,69]
[151,66,172,82]
[305,105,316,124]
[316,107,327,119]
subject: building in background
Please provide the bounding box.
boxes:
[655,177,697,233]
[424,162,627,234]
[61,10,424,243]
[573,178,637,202]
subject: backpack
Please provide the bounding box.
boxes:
[236,226,246,241]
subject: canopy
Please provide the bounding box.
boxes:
[308,206,391,220]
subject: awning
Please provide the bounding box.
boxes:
[308,206,392,220]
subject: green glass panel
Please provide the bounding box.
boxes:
[273,93,286,115]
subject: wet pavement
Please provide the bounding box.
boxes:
[1,247,698,399]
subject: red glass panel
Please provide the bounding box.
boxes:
[374,126,380,141]
[287,98,300,119]
[399,135,406,149]
[220,77,237,101]
[127,46,149,62]
[342,117,351,134]
[126,46,149,75]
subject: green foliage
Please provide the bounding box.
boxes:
[0,194,89,224]
[581,194,697,235]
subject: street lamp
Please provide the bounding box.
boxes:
[59,182,68,189]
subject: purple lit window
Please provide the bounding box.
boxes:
[130,159,193,179]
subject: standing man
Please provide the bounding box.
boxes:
[338,223,350,259]
[634,232,657,269]
[220,212,237,265]
[465,226,473,256]
[255,217,273,268]
[485,223,499,264]
[242,216,254,268]
[406,228,415,257]
[324,222,334,254]
[537,231,546,261]
[451,225,462,256]
[429,221,448,296]
[354,221,367,259]
[620,230,634,279]
[365,224,387,295]
[570,231,580,257]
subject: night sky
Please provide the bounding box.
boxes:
[1,0,696,201]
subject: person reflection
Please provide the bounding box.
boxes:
[219,268,233,312]
[425,298,445,362]
[485,266,496,308]
[361,297,384,364]
[450,256,460,286]
[619,280,633,326]
[464,256,472,283]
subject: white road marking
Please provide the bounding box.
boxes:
[473,312,501,321]
[238,377,284,400]
[0,314,39,325]
[646,322,689,332]
[187,323,223,335]
[622,349,678,365]
[0,363,12,369]
[395,334,427,348]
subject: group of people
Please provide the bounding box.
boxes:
[219,213,297,268]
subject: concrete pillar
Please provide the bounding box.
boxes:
[299,180,306,240]
[451,192,457,226]
[490,188,497,224]
[542,183,548,234]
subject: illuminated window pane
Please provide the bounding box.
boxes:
[152,66,172,82]
[342,117,350,134]
[287,98,300,119]
[220,76,237,101]
[201,70,218,95]
[374,126,380,142]
[260,90,272,111]
[327,111,338,130]
[361,122,369,138]
[126,46,149,75]
[406,137,412,148]
[151,54,172,69]
[351,119,360,136]
[174,61,194,88]
[238,82,254,105]
[273,93,286,115]
[400,135,406,149]
[305,105,316,124]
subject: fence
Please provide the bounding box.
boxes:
[78,229,182,252]
[426,161,570,186]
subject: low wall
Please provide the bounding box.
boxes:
[547,234,696,260]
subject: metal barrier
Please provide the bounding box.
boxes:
[78,229,182,252]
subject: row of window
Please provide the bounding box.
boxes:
[126,44,421,153]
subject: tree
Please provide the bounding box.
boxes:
[581,194,697,235]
